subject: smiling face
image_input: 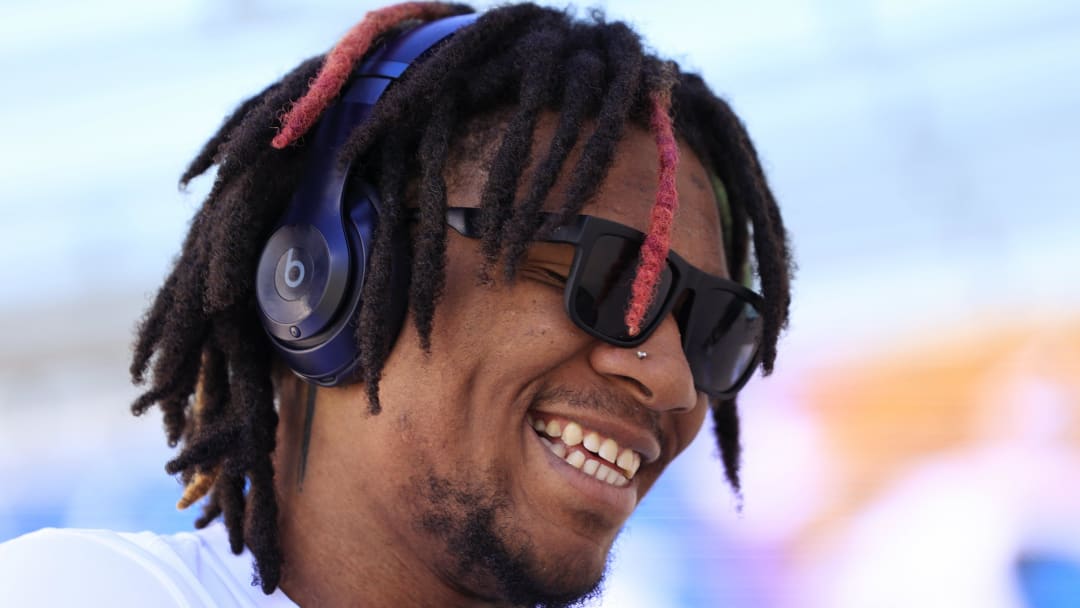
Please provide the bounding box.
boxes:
[284,114,727,606]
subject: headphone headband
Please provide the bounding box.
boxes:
[256,13,478,386]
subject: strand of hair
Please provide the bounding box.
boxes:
[272,2,466,149]
[624,87,678,336]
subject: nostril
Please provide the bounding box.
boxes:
[616,375,653,400]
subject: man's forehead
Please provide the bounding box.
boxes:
[579,129,728,277]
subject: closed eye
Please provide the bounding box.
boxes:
[522,242,574,289]
[522,265,568,288]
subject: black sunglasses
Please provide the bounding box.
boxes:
[440,207,764,399]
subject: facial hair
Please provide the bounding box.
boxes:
[412,472,611,608]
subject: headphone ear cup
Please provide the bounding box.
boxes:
[254,210,367,385]
[255,13,477,386]
[256,223,349,346]
[255,183,410,387]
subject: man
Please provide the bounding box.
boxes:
[0,2,791,606]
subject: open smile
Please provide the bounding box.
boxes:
[522,411,661,518]
[527,414,642,487]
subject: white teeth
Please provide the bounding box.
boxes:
[540,436,564,459]
[595,463,613,481]
[550,442,567,459]
[545,420,562,438]
[583,432,601,453]
[598,438,618,464]
[594,464,629,487]
[562,448,633,486]
[530,416,642,484]
[566,450,586,469]
[606,468,623,485]
[562,422,583,446]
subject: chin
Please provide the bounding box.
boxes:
[541,551,611,597]
[489,507,621,605]
[481,547,610,608]
[437,529,611,608]
[412,469,615,607]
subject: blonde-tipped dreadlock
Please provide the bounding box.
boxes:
[175,357,222,510]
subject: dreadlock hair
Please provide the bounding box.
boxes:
[131,1,793,594]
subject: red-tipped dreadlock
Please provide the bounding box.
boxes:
[625,87,680,336]
[271,1,463,149]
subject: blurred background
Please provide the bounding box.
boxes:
[1,0,1078,606]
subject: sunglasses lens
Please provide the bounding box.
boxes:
[563,228,760,396]
[570,235,673,341]
[684,289,762,396]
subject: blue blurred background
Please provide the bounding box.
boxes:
[2,1,1079,606]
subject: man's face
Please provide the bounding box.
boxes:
[314,116,726,605]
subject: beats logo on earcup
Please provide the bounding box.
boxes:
[257,224,343,343]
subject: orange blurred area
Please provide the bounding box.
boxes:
[799,313,1080,556]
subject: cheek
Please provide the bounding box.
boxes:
[444,288,578,375]
[470,292,580,378]
[671,397,711,459]
[637,399,710,496]
[419,277,584,419]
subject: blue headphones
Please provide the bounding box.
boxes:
[255,13,478,386]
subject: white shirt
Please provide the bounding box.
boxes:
[0,523,298,607]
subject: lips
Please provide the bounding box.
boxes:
[526,413,644,487]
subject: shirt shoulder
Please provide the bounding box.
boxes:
[0,525,296,608]
[0,527,213,607]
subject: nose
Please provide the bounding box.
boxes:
[588,314,697,413]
